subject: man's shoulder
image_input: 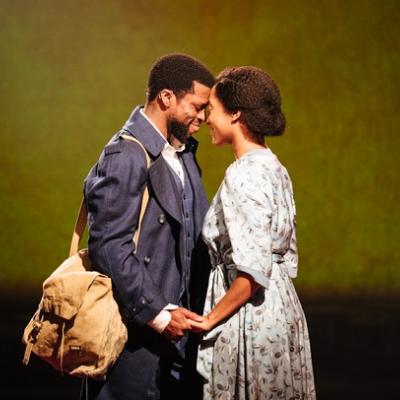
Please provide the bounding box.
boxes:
[102,134,148,163]
[103,138,122,156]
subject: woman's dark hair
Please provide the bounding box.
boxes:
[214,66,286,142]
[147,53,214,101]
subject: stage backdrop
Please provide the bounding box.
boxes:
[0,0,399,298]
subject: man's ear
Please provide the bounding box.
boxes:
[159,89,175,108]
[231,110,241,123]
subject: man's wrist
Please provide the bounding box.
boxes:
[147,304,178,333]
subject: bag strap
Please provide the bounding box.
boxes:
[69,134,151,257]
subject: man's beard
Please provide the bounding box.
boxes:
[167,117,190,145]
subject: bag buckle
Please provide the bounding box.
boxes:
[30,319,43,343]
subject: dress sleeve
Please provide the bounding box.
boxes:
[220,164,275,288]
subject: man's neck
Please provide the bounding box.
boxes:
[143,103,168,140]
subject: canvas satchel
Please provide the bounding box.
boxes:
[22,134,151,380]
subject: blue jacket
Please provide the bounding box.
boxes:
[82,107,210,399]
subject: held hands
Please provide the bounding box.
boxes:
[163,307,203,341]
[188,315,215,333]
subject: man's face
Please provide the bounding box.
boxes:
[168,81,210,144]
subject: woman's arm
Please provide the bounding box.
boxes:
[190,272,260,332]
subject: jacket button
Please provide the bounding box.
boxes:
[144,256,151,264]
[158,214,166,224]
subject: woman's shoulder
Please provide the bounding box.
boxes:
[224,148,294,201]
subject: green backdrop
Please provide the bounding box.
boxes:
[1,0,399,298]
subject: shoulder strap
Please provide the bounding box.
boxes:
[69,134,151,257]
[69,198,88,257]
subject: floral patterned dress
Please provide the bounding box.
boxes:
[197,148,316,400]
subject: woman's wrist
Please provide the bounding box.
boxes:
[205,313,218,330]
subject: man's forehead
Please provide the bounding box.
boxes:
[190,81,211,101]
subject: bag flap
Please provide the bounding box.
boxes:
[48,249,92,278]
[42,271,100,320]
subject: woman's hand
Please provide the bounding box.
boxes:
[190,273,260,334]
[189,315,215,333]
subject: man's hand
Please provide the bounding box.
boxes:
[162,307,203,341]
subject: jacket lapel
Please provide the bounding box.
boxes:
[120,106,183,224]
[149,156,183,225]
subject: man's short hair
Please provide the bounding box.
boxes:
[147,53,214,101]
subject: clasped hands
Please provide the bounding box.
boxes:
[162,307,214,341]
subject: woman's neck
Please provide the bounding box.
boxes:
[232,132,266,160]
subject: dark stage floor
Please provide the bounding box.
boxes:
[2,295,399,399]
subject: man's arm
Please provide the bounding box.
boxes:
[85,139,168,326]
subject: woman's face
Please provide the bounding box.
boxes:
[206,86,233,146]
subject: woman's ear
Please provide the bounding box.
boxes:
[159,89,175,108]
[231,110,241,123]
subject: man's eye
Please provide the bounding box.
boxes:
[195,104,207,112]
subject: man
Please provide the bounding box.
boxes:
[81,54,214,399]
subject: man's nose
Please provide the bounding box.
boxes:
[196,108,206,123]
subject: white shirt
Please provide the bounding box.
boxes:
[139,108,183,333]
[140,108,185,187]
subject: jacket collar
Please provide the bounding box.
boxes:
[185,136,199,154]
[120,106,166,157]
[121,106,200,157]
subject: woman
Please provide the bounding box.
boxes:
[190,66,316,399]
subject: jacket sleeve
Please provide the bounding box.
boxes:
[84,139,168,326]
